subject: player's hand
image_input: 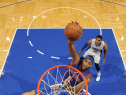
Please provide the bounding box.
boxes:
[61,76,72,88]
[103,58,106,64]
[51,84,57,91]
[70,21,79,24]
[78,50,82,55]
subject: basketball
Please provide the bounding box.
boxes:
[64,22,83,41]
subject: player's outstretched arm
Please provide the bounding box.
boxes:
[103,42,107,64]
[67,40,80,65]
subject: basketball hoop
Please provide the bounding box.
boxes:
[37,65,88,95]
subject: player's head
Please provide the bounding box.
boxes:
[95,35,103,45]
[81,55,94,71]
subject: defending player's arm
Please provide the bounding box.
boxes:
[67,40,80,65]
[103,42,107,64]
[78,39,93,55]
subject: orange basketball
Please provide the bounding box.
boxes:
[64,22,83,41]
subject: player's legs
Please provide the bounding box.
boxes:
[94,55,101,82]
[83,51,88,58]
[22,90,35,95]
[95,63,101,81]
[95,63,100,72]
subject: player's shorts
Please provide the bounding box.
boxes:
[83,48,101,64]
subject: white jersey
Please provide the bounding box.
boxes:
[83,39,104,64]
[90,39,104,54]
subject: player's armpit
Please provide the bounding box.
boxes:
[70,55,80,66]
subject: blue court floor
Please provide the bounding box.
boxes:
[0,28,126,95]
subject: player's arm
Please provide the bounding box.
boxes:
[22,90,35,95]
[103,42,107,64]
[74,74,92,94]
[78,39,93,55]
[68,40,80,65]
[62,74,92,94]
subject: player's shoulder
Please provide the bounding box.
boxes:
[90,39,95,41]
[88,39,94,41]
[103,41,107,49]
[103,41,107,46]
[88,39,94,44]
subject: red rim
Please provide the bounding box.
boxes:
[37,65,88,95]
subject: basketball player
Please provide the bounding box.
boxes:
[78,35,107,82]
[22,22,94,95]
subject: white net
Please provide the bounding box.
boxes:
[38,66,91,95]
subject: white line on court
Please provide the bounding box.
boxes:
[3,50,9,51]
[83,89,91,95]
[29,40,33,46]
[120,50,126,52]
[37,50,44,55]
[0,28,17,77]
[26,7,102,61]
[68,57,72,59]
[112,28,126,70]
[17,28,113,29]
[17,28,65,29]
[28,57,32,58]
[27,7,102,37]
[51,56,60,59]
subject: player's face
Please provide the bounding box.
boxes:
[82,58,93,70]
[95,38,102,46]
